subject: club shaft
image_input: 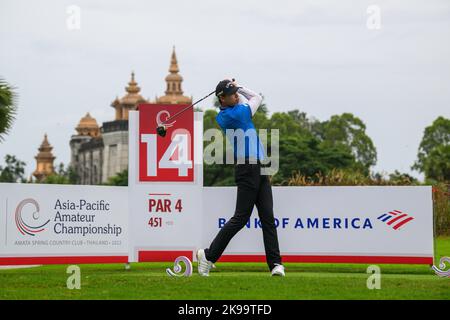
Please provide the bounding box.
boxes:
[159,90,215,125]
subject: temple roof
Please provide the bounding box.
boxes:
[156,46,192,105]
[76,112,100,137]
[35,134,55,161]
[112,72,148,107]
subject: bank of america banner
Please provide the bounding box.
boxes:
[202,186,434,264]
[0,183,128,265]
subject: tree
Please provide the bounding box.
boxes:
[269,112,308,137]
[420,144,450,183]
[204,96,378,185]
[412,116,450,182]
[42,174,70,184]
[106,169,128,186]
[0,154,26,183]
[319,113,377,174]
[255,94,268,116]
[286,109,322,138]
[41,163,77,184]
[0,78,18,141]
[67,166,79,184]
[388,170,419,185]
[203,109,235,186]
[273,134,356,184]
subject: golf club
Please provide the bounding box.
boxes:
[156,78,235,137]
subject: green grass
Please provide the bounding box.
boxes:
[0,237,449,300]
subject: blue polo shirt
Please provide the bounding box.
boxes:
[216,103,265,161]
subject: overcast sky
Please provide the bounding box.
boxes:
[1,0,449,181]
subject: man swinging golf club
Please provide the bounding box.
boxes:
[197,79,285,277]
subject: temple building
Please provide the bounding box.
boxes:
[155,48,192,105]
[111,71,148,121]
[69,113,104,185]
[33,134,56,182]
[69,47,191,184]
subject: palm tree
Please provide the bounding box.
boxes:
[0,78,18,141]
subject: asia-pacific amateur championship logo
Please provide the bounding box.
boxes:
[15,198,50,236]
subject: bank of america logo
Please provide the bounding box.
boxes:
[377,210,414,230]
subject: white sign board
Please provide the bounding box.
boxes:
[128,110,204,262]
[0,183,128,265]
[202,186,434,264]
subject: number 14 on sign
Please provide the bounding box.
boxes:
[141,133,192,177]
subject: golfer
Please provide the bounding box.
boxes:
[197,79,284,277]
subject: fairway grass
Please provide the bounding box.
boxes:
[0,237,449,300]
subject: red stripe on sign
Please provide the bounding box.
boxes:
[393,217,414,230]
[138,250,193,262]
[218,255,433,265]
[0,256,128,266]
[387,213,408,225]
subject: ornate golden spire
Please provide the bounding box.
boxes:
[156,46,192,105]
[76,112,100,137]
[126,71,140,94]
[112,71,148,120]
[33,134,56,182]
[169,47,180,74]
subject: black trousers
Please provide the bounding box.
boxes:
[205,162,282,270]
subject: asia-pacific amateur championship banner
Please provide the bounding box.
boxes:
[0,183,128,265]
